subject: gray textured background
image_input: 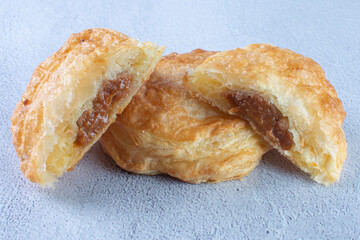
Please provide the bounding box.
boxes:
[1,0,359,239]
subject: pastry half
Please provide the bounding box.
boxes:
[186,44,347,185]
[11,28,164,186]
[100,49,271,183]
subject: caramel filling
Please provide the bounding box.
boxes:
[75,72,131,146]
[226,91,294,150]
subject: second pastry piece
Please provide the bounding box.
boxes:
[186,44,347,185]
[11,28,163,186]
[101,50,271,183]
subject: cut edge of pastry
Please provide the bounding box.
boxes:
[11,29,164,187]
[186,45,347,185]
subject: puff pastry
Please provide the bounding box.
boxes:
[186,44,347,185]
[100,49,271,183]
[11,28,164,186]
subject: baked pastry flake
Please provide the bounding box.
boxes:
[11,28,164,186]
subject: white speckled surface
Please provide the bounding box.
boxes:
[1,0,359,239]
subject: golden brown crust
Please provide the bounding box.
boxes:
[100,50,271,183]
[11,28,163,186]
[186,44,347,185]
[205,44,345,122]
